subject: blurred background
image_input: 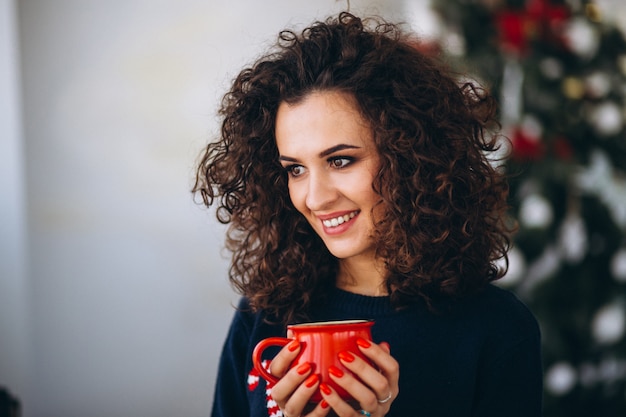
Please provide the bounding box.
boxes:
[0,0,625,416]
[0,1,434,416]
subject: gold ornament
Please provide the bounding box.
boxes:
[585,2,602,23]
[562,77,585,99]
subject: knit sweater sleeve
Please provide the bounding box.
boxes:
[471,297,543,417]
[210,299,254,417]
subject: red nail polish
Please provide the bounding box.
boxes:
[320,400,329,409]
[305,374,319,388]
[328,365,344,378]
[338,350,355,363]
[356,338,371,349]
[319,383,332,395]
[296,362,311,375]
[288,339,300,352]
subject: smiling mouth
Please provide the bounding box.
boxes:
[322,211,359,228]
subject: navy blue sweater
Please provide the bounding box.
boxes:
[211,284,542,417]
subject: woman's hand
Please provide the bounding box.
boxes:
[269,339,331,417]
[269,337,399,417]
[321,338,399,417]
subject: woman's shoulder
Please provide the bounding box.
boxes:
[475,284,538,322]
[229,297,284,339]
[231,297,262,328]
[458,284,541,346]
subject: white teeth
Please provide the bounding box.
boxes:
[322,211,357,228]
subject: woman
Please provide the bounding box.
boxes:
[194,12,542,417]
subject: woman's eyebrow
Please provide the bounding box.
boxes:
[319,144,361,157]
[278,155,298,163]
[279,144,361,163]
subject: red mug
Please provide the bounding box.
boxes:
[252,319,375,402]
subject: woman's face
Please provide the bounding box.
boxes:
[275,90,382,262]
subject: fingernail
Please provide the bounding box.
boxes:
[305,374,319,388]
[288,339,300,352]
[319,383,332,395]
[296,362,311,375]
[338,350,355,363]
[328,365,344,378]
[321,400,329,409]
[356,338,371,348]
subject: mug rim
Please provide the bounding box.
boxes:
[288,319,373,329]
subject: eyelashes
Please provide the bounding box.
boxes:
[282,156,356,178]
[284,164,305,177]
[329,156,354,168]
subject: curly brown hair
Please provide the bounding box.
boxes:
[193,12,513,324]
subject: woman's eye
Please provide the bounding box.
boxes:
[287,165,305,177]
[329,157,352,169]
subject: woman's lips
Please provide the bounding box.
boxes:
[319,210,359,234]
[322,210,358,228]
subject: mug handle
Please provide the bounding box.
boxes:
[252,337,292,385]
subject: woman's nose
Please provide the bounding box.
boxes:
[305,171,338,211]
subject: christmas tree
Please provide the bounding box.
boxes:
[431,0,626,415]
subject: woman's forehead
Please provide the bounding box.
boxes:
[275,91,375,156]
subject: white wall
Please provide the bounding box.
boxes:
[0,0,30,406]
[3,1,435,416]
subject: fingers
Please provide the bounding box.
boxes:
[322,340,399,416]
[271,360,316,403]
[275,370,321,417]
[346,340,398,398]
[268,339,301,378]
[326,361,381,414]
[355,339,399,385]
[269,341,330,416]
[318,382,360,416]
[300,399,332,417]
[275,374,335,417]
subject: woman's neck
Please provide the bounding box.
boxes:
[336,256,388,296]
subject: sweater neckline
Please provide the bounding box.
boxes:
[325,286,396,316]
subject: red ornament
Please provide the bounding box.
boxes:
[495,0,570,55]
[496,10,528,54]
[510,126,546,160]
[526,0,569,24]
